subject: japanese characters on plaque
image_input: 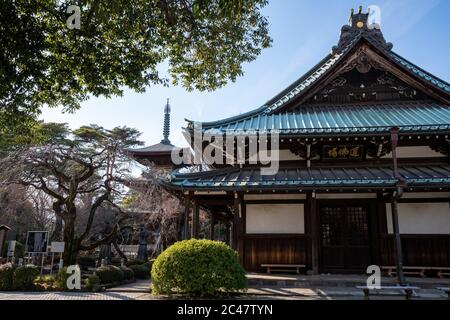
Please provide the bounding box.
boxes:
[322,145,364,160]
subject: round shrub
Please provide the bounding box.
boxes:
[77,256,97,270]
[0,263,15,291]
[120,266,134,280]
[110,257,122,266]
[151,239,247,296]
[13,265,40,290]
[125,259,145,267]
[95,265,124,284]
[84,274,100,291]
[129,264,149,279]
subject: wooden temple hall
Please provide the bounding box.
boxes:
[133,8,450,277]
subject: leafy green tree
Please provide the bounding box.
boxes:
[0,0,271,142]
[0,124,143,265]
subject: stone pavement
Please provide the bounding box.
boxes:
[246,286,448,300]
[0,291,152,300]
[0,276,449,300]
[0,280,153,300]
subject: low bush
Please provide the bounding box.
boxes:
[34,275,57,291]
[77,256,97,270]
[129,264,149,279]
[95,265,124,284]
[142,259,155,270]
[110,257,123,266]
[125,259,145,267]
[0,263,15,291]
[151,239,247,296]
[54,267,70,290]
[84,274,101,291]
[120,266,134,280]
[13,265,40,290]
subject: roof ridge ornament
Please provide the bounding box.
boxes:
[333,6,392,55]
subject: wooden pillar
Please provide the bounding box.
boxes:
[371,193,385,266]
[192,200,200,239]
[232,193,240,251]
[183,193,191,239]
[225,223,231,245]
[307,192,319,275]
[210,213,215,240]
[390,127,406,285]
[391,197,406,285]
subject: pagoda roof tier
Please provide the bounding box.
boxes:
[129,142,177,155]
[196,102,450,136]
[160,164,450,192]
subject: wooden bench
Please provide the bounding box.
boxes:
[436,287,450,300]
[382,266,431,278]
[261,264,305,275]
[356,285,419,300]
[432,267,450,278]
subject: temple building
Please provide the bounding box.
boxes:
[155,8,449,276]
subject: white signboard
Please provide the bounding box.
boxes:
[7,240,16,257]
[50,242,65,253]
[25,231,49,253]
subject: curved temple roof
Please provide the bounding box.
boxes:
[185,13,450,133]
[161,165,450,191]
[200,102,450,135]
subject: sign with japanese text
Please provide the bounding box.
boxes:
[323,145,364,160]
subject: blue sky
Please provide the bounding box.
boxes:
[40,0,450,148]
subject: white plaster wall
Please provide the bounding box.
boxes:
[386,202,450,234]
[246,204,304,234]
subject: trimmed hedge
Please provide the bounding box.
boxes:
[95,265,124,284]
[125,259,145,267]
[110,257,122,266]
[84,274,100,291]
[13,265,40,290]
[151,239,247,296]
[129,264,149,279]
[120,266,134,280]
[0,263,15,291]
[77,256,97,270]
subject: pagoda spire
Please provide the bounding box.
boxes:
[161,98,171,144]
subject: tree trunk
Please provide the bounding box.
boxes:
[51,215,63,241]
[62,213,78,266]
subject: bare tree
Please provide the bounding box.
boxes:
[0,125,143,264]
[124,164,184,256]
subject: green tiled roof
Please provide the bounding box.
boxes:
[161,165,450,191]
[185,33,449,132]
[200,102,450,135]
